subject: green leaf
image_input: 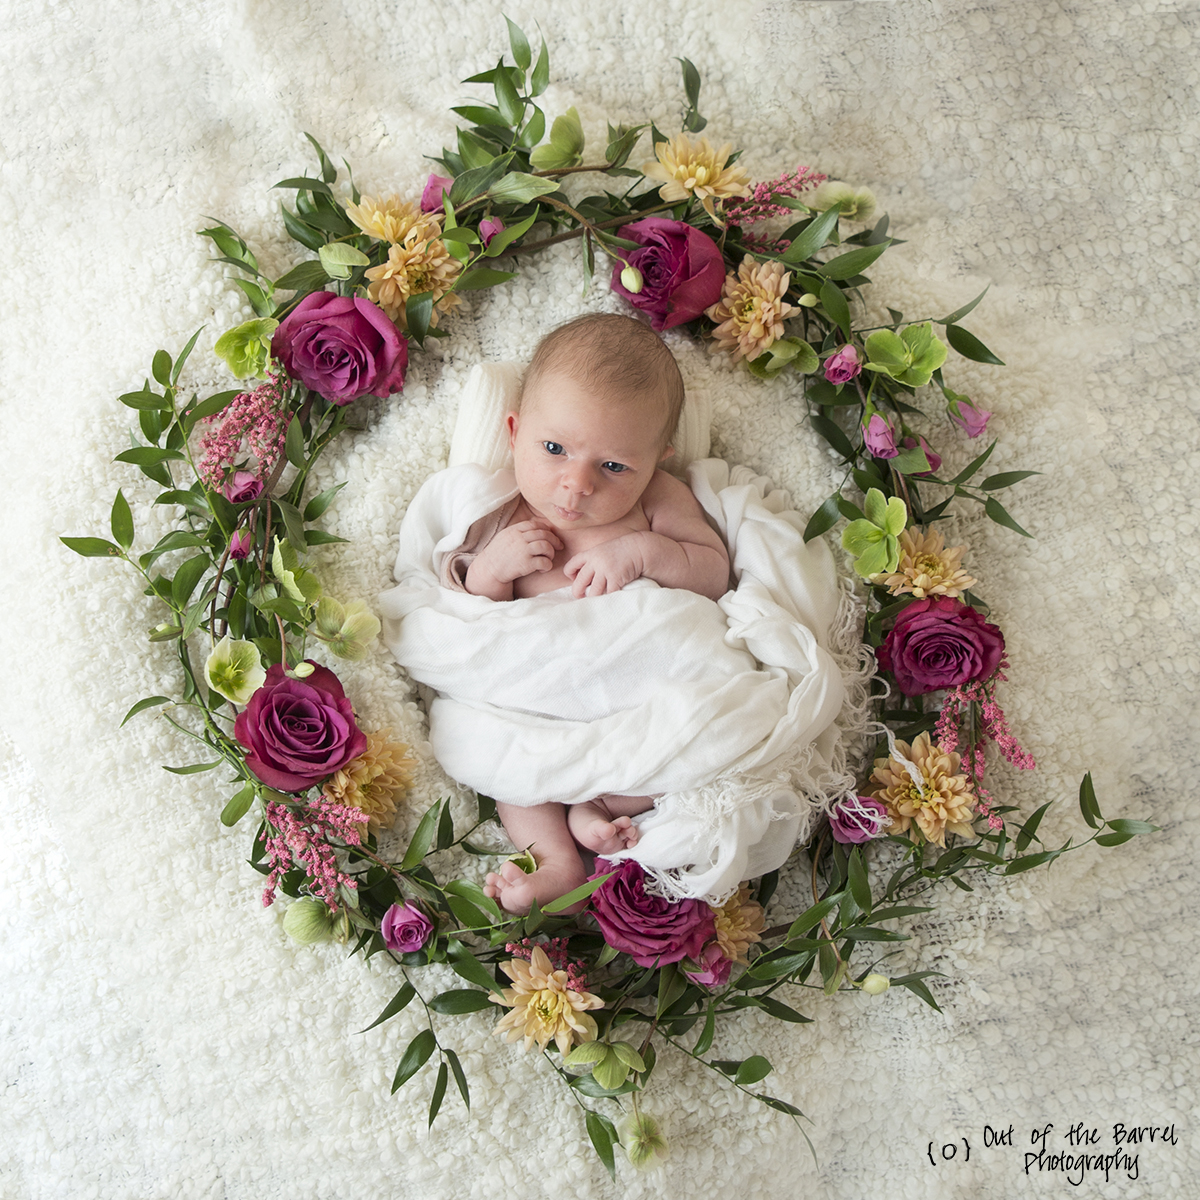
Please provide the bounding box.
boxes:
[171,554,210,608]
[1004,850,1060,874]
[980,470,1041,491]
[610,1041,646,1072]
[482,209,539,257]
[487,172,560,205]
[274,175,333,196]
[948,440,997,485]
[693,1003,716,1055]
[163,760,222,775]
[151,349,173,387]
[945,323,1005,365]
[937,284,990,326]
[317,241,370,279]
[530,38,550,96]
[1095,831,1134,847]
[391,1028,436,1092]
[819,279,852,338]
[114,447,187,467]
[809,413,855,461]
[984,496,1032,538]
[361,980,417,1033]
[492,60,524,126]
[400,801,443,871]
[285,415,305,468]
[118,387,168,411]
[1105,819,1158,835]
[591,1049,629,1092]
[1014,801,1053,852]
[429,989,493,1015]
[803,494,842,542]
[1078,771,1102,829]
[445,1048,470,1109]
[839,926,909,943]
[428,1061,449,1128]
[820,240,890,281]
[542,871,613,913]
[454,267,518,291]
[61,536,123,559]
[303,529,349,547]
[891,443,933,476]
[896,976,941,1011]
[564,1041,611,1069]
[121,695,171,726]
[405,292,434,346]
[274,260,331,294]
[781,205,843,264]
[679,56,702,108]
[656,962,688,1018]
[756,997,812,1023]
[786,895,840,940]
[585,1111,618,1182]
[170,327,204,385]
[755,1094,805,1116]
[275,503,309,558]
[445,893,492,930]
[847,847,872,912]
[451,104,511,129]
[447,940,499,990]
[303,481,347,523]
[444,880,503,922]
[733,1055,773,1086]
[448,154,514,206]
[220,782,257,827]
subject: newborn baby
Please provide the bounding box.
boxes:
[463,313,731,913]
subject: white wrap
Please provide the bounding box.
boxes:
[379,459,850,901]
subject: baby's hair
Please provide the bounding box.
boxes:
[520,313,684,449]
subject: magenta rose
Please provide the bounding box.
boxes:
[863,412,899,459]
[271,292,408,405]
[877,597,1006,696]
[234,661,367,792]
[589,858,714,967]
[478,217,505,248]
[420,173,454,213]
[683,942,733,989]
[381,903,434,953]
[900,435,942,476]
[228,529,253,560]
[948,398,992,438]
[829,795,889,844]
[221,470,263,504]
[824,345,862,384]
[610,218,725,331]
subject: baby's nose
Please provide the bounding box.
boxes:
[560,460,595,496]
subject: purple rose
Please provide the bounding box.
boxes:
[948,399,992,439]
[479,217,505,248]
[900,435,942,476]
[829,795,889,844]
[877,597,1006,696]
[421,173,454,213]
[589,859,714,967]
[610,218,726,331]
[683,942,732,989]
[221,470,263,504]
[863,412,899,459]
[234,661,367,792]
[229,530,253,560]
[824,345,862,384]
[381,902,433,953]
[272,292,408,405]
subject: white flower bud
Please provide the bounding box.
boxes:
[620,265,645,294]
[291,662,316,678]
[861,972,890,995]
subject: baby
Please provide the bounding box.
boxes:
[466,313,731,913]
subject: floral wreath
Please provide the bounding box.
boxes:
[63,22,1156,1176]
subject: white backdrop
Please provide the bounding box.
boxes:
[2,1,1197,1197]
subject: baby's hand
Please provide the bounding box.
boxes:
[563,535,646,598]
[466,519,563,598]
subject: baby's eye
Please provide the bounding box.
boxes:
[602,462,628,474]
[543,441,564,455]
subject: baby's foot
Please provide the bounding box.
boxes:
[567,799,641,856]
[483,856,589,916]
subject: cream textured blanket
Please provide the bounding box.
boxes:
[2,1,1197,1198]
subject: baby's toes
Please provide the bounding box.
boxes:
[499,860,530,885]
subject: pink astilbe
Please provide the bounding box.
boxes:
[261,796,365,911]
[198,369,292,489]
[504,936,590,992]
[725,165,825,226]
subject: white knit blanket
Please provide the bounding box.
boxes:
[2,1,1197,1198]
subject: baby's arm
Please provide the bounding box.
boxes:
[464,518,564,601]
[564,471,730,600]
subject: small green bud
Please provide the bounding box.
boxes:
[798,293,820,307]
[620,265,645,294]
[860,972,890,995]
[282,898,335,945]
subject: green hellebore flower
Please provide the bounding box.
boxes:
[746,336,820,380]
[313,597,381,661]
[841,487,908,578]
[271,538,322,606]
[812,180,877,223]
[214,318,279,380]
[863,322,948,389]
[282,897,335,945]
[204,635,267,705]
[619,1110,669,1169]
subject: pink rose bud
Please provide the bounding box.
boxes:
[863,412,900,459]
[948,399,992,438]
[683,942,733,989]
[380,902,434,953]
[478,217,505,248]
[229,530,253,560]
[221,470,263,504]
[829,795,889,844]
[420,173,454,213]
[901,436,942,475]
[824,344,862,384]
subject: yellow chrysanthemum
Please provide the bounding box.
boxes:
[872,527,977,599]
[705,256,797,361]
[365,237,462,328]
[321,730,415,833]
[641,133,751,223]
[869,732,976,848]
[710,884,765,964]
[344,194,440,246]
[489,946,604,1055]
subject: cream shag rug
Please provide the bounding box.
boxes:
[1,1,1197,1197]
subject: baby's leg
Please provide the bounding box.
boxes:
[484,801,589,915]
[567,794,656,856]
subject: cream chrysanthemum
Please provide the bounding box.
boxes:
[489,946,604,1054]
[344,194,440,246]
[710,884,765,964]
[705,257,797,361]
[869,732,976,848]
[321,730,415,833]
[365,237,462,328]
[872,528,977,599]
[642,133,751,223]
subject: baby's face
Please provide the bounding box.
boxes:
[507,370,671,532]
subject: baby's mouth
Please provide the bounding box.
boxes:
[554,505,585,521]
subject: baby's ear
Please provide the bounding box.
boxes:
[505,411,520,447]
[658,443,676,464]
